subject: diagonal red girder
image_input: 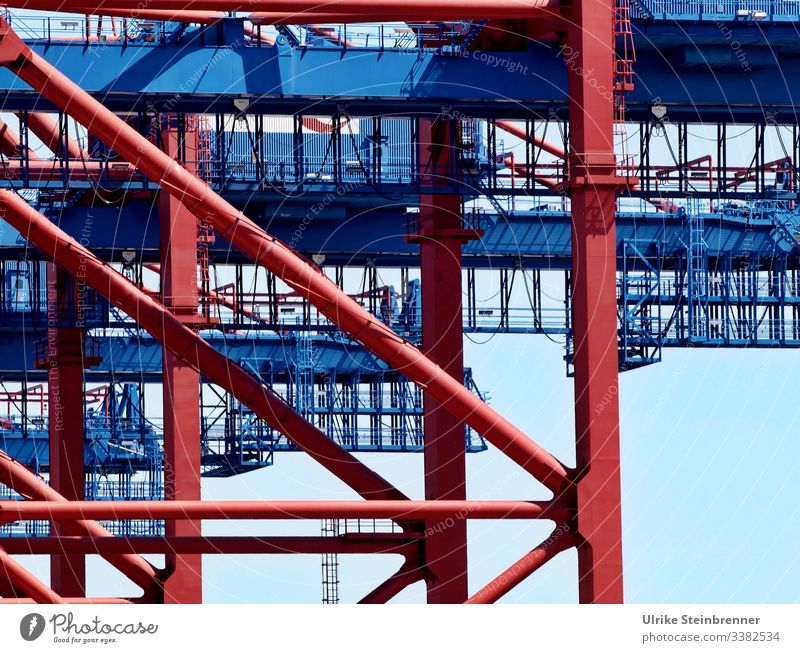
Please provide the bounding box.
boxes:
[465,527,576,603]
[0,20,570,495]
[0,545,65,603]
[0,450,158,591]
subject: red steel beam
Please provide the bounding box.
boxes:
[0,536,420,556]
[0,597,132,604]
[0,119,21,158]
[0,545,65,604]
[358,557,426,603]
[496,120,566,159]
[46,266,88,598]
[145,263,268,328]
[565,0,625,603]
[0,190,408,505]
[159,127,202,604]
[0,570,22,598]
[0,21,570,495]
[0,500,566,521]
[0,450,158,592]
[23,112,88,160]
[304,25,357,47]
[465,528,575,603]
[56,8,225,23]
[416,118,469,603]
[0,117,38,159]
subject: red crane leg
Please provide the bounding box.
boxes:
[496,121,566,159]
[565,0,626,603]
[0,546,65,604]
[414,118,473,603]
[46,265,87,598]
[0,450,158,592]
[0,190,408,506]
[158,128,202,604]
[0,23,569,494]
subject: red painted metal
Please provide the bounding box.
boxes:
[0,117,34,158]
[45,265,88,598]
[0,536,420,556]
[304,25,357,47]
[497,120,566,159]
[0,25,569,496]
[413,118,472,603]
[158,127,203,604]
[0,189,407,505]
[0,597,132,604]
[0,4,632,604]
[0,545,65,604]
[24,112,87,160]
[565,0,626,603]
[0,499,566,521]
[145,263,270,328]
[358,558,426,603]
[242,24,275,45]
[464,528,576,603]
[0,450,158,592]
[0,570,21,598]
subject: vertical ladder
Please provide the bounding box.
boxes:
[614,0,636,177]
[320,518,340,604]
[687,212,709,341]
[187,115,215,322]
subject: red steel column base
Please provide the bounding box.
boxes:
[44,265,88,598]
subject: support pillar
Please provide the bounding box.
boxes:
[45,265,89,597]
[565,0,629,603]
[158,125,203,603]
[411,118,480,603]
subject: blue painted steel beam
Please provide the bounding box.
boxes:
[0,204,791,268]
[0,28,796,121]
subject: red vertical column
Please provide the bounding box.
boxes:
[46,265,87,597]
[565,0,627,603]
[159,126,202,603]
[410,118,479,603]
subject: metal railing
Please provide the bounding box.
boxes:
[632,0,800,20]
